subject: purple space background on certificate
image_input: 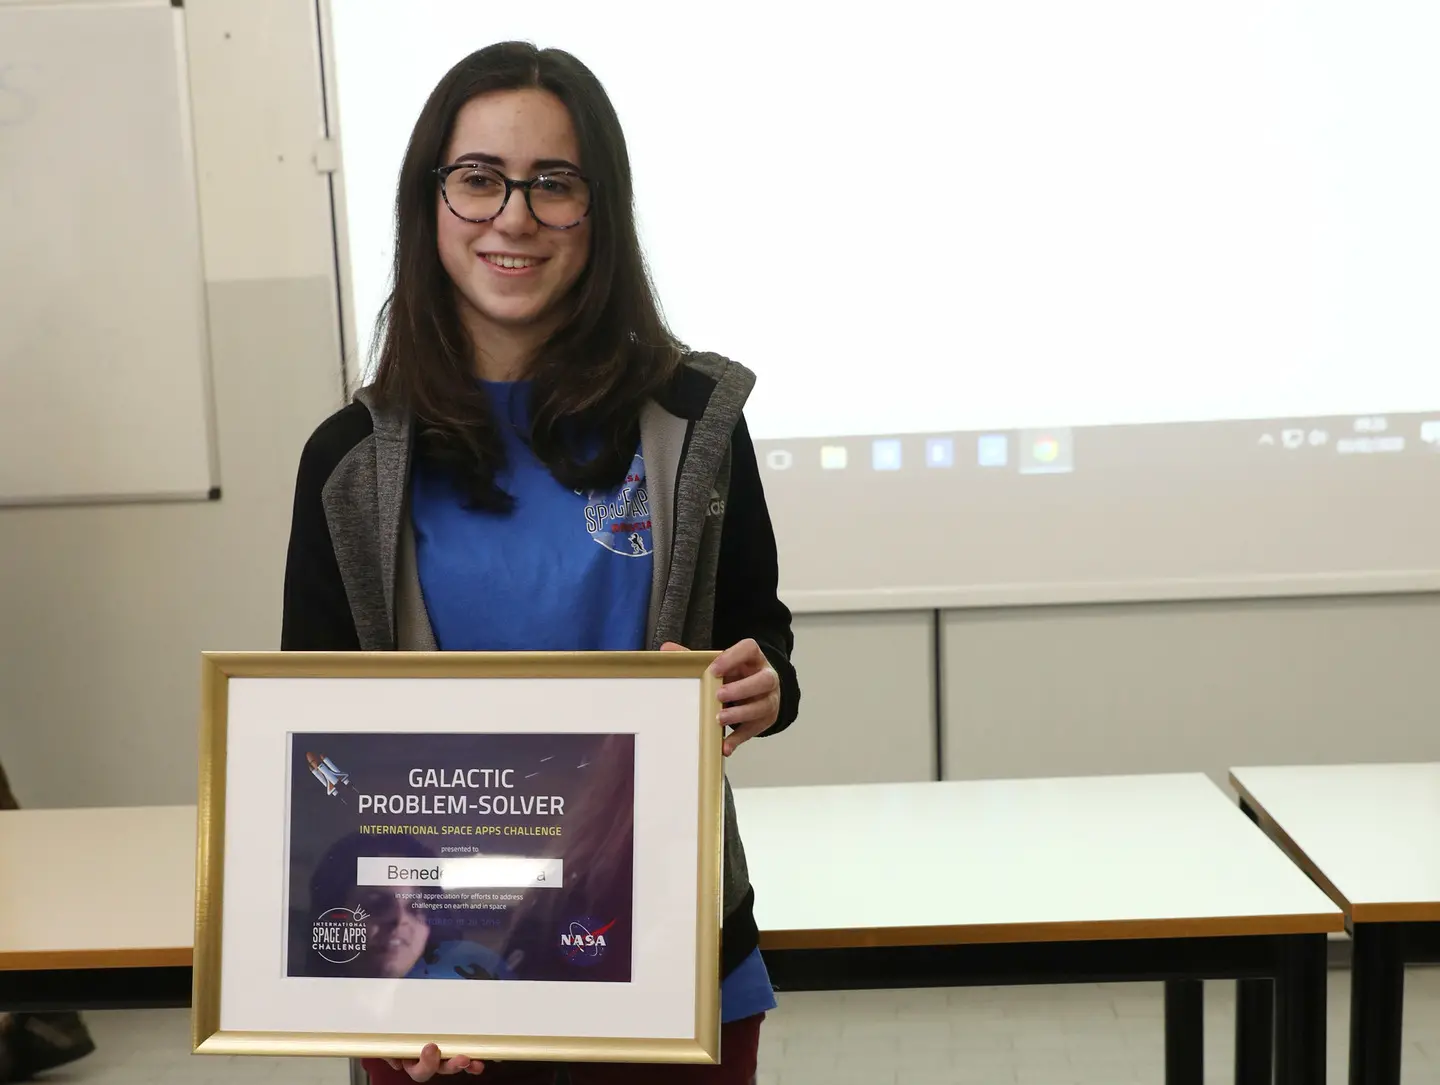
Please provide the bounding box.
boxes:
[285,732,635,983]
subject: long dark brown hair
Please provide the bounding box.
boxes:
[371,42,682,510]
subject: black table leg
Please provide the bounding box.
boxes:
[1236,978,1274,1085]
[1232,795,1283,1085]
[1348,924,1404,1085]
[1276,933,1327,1085]
[1165,979,1204,1085]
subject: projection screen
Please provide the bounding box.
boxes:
[324,0,1440,610]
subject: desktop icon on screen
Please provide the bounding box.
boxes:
[1019,428,1074,474]
[764,449,793,471]
[820,445,849,470]
[925,437,954,468]
[871,439,903,471]
[977,434,1008,467]
[1421,420,1440,446]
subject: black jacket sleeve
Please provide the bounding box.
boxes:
[279,405,370,651]
[711,414,800,735]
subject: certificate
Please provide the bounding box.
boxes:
[287,731,636,985]
[192,652,724,1064]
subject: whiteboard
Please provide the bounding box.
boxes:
[0,0,218,505]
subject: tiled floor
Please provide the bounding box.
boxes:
[31,968,1440,1084]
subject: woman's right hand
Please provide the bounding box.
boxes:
[386,1044,485,1080]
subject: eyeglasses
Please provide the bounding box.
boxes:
[435,163,593,230]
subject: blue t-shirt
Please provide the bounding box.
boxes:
[411,382,652,652]
[410,380,776,1023]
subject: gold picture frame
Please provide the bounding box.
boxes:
[192,650,725,1064]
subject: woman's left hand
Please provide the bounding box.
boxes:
[662,639,779,756]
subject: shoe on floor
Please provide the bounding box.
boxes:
[0,1013,96,1082]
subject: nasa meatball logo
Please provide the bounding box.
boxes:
[312,906,369,964]
[558,916,616,966]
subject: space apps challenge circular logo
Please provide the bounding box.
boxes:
[312,906,370,964]
[558,916,616,967]
[583,453,652,558]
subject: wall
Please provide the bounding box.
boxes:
[941,591,1440,787]
[724,594,1440,795]
[0,0,344,808]
[2,0,1437,810]
[723,611,937,788]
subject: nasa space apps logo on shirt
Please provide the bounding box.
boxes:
[584,452,652,557]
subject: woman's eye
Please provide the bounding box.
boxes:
[536,177,571,194]
[461,171,501,190]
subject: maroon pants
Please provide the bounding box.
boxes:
[361,1014,763,1085]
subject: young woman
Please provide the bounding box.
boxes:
[281,40,799,1085]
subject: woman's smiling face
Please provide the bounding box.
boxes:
[436,88,593,338]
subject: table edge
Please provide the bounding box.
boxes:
[1350,902,1440,924]
[1228,770,1357,921]
[1230,769,1440,927]
[757,912,1344,951]
[0,946,193,972]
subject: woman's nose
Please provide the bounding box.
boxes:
[493,187,539,236]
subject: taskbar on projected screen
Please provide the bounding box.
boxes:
[753,411,1440,480]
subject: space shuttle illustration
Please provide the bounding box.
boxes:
[306,752,354,802]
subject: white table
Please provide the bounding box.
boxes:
[737,773,1344,1085]
[1230,763,1440,1085]
[2,776,1343,1085]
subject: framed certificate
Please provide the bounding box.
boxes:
[191,651,724,1064]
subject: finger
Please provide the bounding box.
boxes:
[386,1061,403,1071]
[718,668,778,705]
[660,641,689,652]
[441,1056,474,1075]
[719,698,778,729]
[723,717,772,757]
[710,639,762,677]
[409,1044,441,1082]
[465,1063,486,1075]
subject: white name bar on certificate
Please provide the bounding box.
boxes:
[354,856,564,889]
